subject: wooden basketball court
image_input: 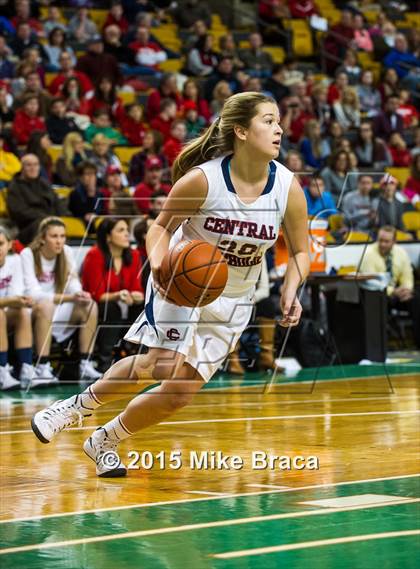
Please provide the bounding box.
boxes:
[0,365,419,568]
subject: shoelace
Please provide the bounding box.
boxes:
[95,436,120,461]
[44,404,83,434]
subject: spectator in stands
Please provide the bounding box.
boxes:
[81,217,144,371]
[163,119,187,166]
[354,120,392,169]
[12,95,45,146]
[16,70,51,118]
[0,132,21,186]
[397,89,419,129]
[327,71,349,105]
[218,34,245,71]
[89,133,126,185]
[7,154,69,244]
[20,45,46,80]
[388,132,412,168]
[333,87,361,130]
[324,10,355,73]
[375,175,406,230]
[46,97,79,145]
[353,14,373,52]
[379,68,399,102]
[101,164,136,218]
[335,49,362,85]
[68,7,98,44]
[360,225,419,348]
[303,175,337,219]
[183,101,206,140]
[342,174,377,232]
[310,83,331,132]
[281,95,314,145]
[181,78,211,124]
[44,27,76,72]
[128,130,168,185]
[289,0,318,18]
[21,216,101,383]
[103,24,134,66]
[210,81,233,120]
[0,36,14,80]
[403,154,420,204]
[149,189,168,220]
[69,161,106,225]
[0,224,35,391]
[186,34,219,77]
[326,120,344,153]
[383,34,420,89]
[103,1,129,34]
[61,77,90,116]
[128,26,167,75]
[86,76,125,123]
[9,22,40,59]
[49,51,93,97]
[258,0,289,46]
[55,132,91,187]
[182,19,209,55]
[134,156,171,214]
[263,64,290,104]
[150,98,177,142]
[0,82,14,128]
[77,36,122,87]
[285,149,311,187]
[85,109,127,145]
[172,0,211,29]
[26,130,53,182]
[238,32,273,79]
[357,69,382,117]
[146,73,182,121]
[321,151,357,201]
[42,5,67,36]
[373,95,404,140]
[121,104,147,147]
[204,56,240,102]
[11,0,43,36]
[299,119,330,169]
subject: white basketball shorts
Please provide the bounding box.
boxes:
[124,277,254,382]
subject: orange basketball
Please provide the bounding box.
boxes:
[160,240,228,307]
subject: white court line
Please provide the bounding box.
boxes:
[1,498,418,556]
[1,409,419,436]
[0,473,418,525]
[2,394,418,421]
[213,529,420,559]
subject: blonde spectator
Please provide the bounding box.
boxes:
[210,81,232,119]
[55,132,92,187]
[333,87,361,130]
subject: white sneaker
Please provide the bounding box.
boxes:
[31,399,86,444]
[19,363,39,390]
[0,365,21,391]
[33,362,60,388]
[83,428,127,477]
[79,359,102,382]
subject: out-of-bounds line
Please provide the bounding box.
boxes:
[1,499,419,556]
[0,473,418,525]
[213,529,420,559]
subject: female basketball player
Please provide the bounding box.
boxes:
[32,92,310,477]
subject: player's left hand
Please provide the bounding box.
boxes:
[279,287,302,327]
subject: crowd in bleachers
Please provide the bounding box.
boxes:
[0,0,419,389]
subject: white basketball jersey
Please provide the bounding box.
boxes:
[170,155,294,297]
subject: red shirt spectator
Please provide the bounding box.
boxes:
[388,132,412,167]
[82,245,143,303]
[181,78,211,124]
[102,3,129,34]
[162,119,187,166]
[129,27,167,72]
[50,70,93,97]
[147,88,183,121]
[12,96,46,145]
[120,104,147,146]
[289,0,318,18]
[85,76,125,122]
[397,103,419,129]
[134,156,171,214]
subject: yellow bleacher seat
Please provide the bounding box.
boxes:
[416,202,420,212]
[405,12,420,28]
[337,265,357,275]
[48,146,63,164]
[61,216,87,239]
[385,167,410,187]
[53,186,72,200]
[114,146,142,170]
[402,211,420,232]
[328,213,345,232]
[326,232,336,244]
[89,9,108,29]
[346,231,371,243]
[0,189,8,217]
[263,47,285,64]
[119,92,137,106]
[396,230,413,241]
[159,59,184,73]
[45,73,58,87]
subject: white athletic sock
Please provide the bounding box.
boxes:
[66,386,103,416]
[100,414,133,442]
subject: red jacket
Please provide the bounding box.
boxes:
[102,13,129,33]
[289,0,318,18]
[12,110,46,145]
[86,96,125,121]
[81,245,143,302]
[389,147,412,168]
[147,89,183,120]
[180,97,211,124]
[163,136,182,166]
[149,116,173,141]
[120,116,147,146]
[134,182,171,214]
[49,71,93,96]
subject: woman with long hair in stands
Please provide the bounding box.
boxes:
[32,93,309,478]
[20,217,101,385]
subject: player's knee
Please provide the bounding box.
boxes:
[165,391,195,411]
[18,307,32,323]
[34,300,55,318]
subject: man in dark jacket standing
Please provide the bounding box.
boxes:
[7,154,69,244]
[76,36,121,87]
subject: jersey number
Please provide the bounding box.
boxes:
[218,240,259,257]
